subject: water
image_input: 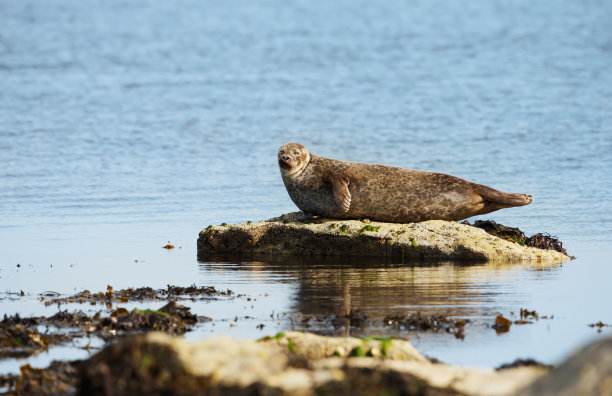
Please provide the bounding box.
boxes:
[1,0,612,374]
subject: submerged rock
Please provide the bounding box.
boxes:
[78,331,546,396]
[198,212,571,262]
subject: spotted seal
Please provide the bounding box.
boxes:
[277,143,533,223]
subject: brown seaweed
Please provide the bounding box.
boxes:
[465,220,570,255]
[496,358,553,370]
[42,284,232,307]
[525,233,569,256]
[383,312,467,339]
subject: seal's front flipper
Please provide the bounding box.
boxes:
[301,211,320,220]
[331,177,351,213]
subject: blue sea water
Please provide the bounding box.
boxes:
[1,0,612,373]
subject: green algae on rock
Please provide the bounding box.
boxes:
[197,212,571,262]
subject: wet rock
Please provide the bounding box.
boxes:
[492,315,512,333]
[93,302,205,339]
[521,336,612,396]
[78,331,546,396]
[0,303,207,357]
[0,314,71,358]
[198,212,571,262]
[158,301,198,324]
[1,361,79,395]
[48,310,92,325]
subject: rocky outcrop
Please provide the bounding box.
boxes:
[78,331,547,396]
[197,213,571,262]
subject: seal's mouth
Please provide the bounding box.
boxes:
[278,159,292,169]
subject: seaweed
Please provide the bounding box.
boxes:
[525,233,569,256]
[471,220,527,245]
[467,220,570,255]
[496,358,553,370]
[361,336,393,357]
[383,312,467,339]
[492,315,512,333]
[588,321,610,333]
[287,338,296,353]
[43,284,231,306]
[344,310,368,327]
[349,345,366,357]
[520,308,539,320]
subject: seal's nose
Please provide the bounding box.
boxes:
[281,155,290,161]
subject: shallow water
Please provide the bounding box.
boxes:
[1,0,612,374]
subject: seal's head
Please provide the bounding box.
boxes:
[278,143,311,177]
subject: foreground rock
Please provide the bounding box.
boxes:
[522,336,612,396]
[198,212,571,262]
[79,331,545,396]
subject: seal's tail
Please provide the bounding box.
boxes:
[477,185,533,208]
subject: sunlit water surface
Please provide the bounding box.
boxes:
[1,0,612,374]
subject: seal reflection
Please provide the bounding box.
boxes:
[197,255,561,337]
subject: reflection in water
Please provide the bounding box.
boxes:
[198,255,561,337]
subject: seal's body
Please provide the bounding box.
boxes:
[278,143,533,223]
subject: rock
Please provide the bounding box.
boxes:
[521,336,612,396]
[197,212,571,262]
[262,331,427,362]
[78,331,546,396]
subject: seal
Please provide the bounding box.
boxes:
[278,143,533,223]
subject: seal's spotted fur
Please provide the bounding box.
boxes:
[278,143,532,223]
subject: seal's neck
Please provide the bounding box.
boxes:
[283,152,311,178]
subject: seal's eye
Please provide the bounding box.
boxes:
[279,150,285,154]
[293,151,299,155]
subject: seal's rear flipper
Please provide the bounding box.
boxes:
[477,184,533,208]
